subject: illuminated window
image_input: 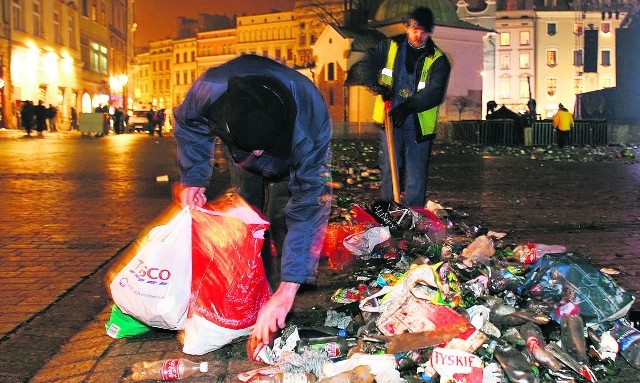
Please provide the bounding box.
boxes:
[547,22,556,36]
[546,77,557,96]
[500,77,510,99]
[33,0,42,37]
[91,0,97,21]
[601,50,611,66]
[500,53,510,69]
[12,0,24,31]
[519,31,530,45]
[500,32,510,46]
[519,52,530,69]
[546,50,558,67]
[573,77,584,93]
[573,22,583,35]
[519,77,530,98]
[90,42,108,74]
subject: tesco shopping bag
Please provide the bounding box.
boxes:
[180,193,272,355]
[107,205,192,330]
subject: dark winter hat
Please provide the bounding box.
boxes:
[406,7,435,33]
[223,75,295,159]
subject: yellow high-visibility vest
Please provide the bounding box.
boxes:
[372,41,443,138]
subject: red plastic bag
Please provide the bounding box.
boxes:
[321,222,368,270]
[180,193,272,355]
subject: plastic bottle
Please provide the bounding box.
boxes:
[297,336,359,360]
[322,353,396,377]
[511,243,567,264]
[252,372,318,383]
[493,341,539,383]
[318,365,373,383]
[609,320,640,369]
[519,322,562,371]
[560,314,588,363]
[129,358,208,381]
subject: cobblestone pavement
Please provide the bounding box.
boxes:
[0,129,638,382]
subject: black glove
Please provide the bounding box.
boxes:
[368,83,393,101]
[389,101,414,129]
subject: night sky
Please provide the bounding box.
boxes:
[134,0,295,47]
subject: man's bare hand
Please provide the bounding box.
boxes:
[180,185,207,208]
[251,281,300,343]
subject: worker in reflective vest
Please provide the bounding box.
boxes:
[352,7,451,207]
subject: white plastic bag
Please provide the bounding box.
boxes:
[109,206,192,330]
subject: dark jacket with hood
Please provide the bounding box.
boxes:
[173,55,332,285]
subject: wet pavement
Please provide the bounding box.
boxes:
[0,128,639,382]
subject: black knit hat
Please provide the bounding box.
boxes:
[407,7,435,33]
[223,75,295,159]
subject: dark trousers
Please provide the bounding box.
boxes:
[558,130,571,148]
[224,147,289,292]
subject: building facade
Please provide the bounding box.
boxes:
[458,0,628,118]
[0,0,135,129]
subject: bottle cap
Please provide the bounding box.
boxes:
[200,362,209,372]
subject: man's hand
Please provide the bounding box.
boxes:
[179,185,207,208]
[368,83,393,101]
[251,281,300,344]
[389,101,414,129]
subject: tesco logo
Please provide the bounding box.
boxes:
[128,260,172,284]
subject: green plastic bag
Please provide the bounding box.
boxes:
[105,304,151,339]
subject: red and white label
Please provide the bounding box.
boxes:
[161,359,181,380]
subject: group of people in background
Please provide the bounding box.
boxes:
[146,108,166,136]
[19,101,59,138]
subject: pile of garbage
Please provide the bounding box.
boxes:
[245,199,639,383]
[436,142,640,164]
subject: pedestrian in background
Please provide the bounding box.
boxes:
[21,101,35,138]
[553,103,574,148]
[113,108,125,134]
[348,7,451,207]
[146,108,160,136]
[70,107,79,131]
[156,109,166,136]
[173,54,331,345]
[34,100,47,138]
[46,104,58,132]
